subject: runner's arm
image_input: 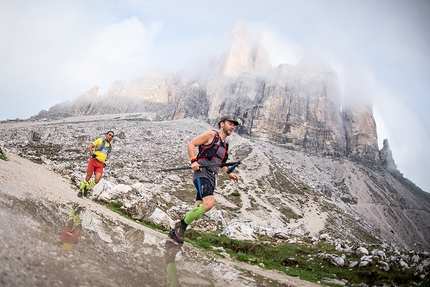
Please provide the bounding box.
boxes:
[221,166,239,183]
[88,143,95,155]
[187,130,215,159]
[187,130,215,170]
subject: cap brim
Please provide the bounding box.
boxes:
[221,119,239,126]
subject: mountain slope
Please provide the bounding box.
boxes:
[2,114,429,252]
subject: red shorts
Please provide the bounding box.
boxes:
[86,157,104,175]
[60,227,79,244]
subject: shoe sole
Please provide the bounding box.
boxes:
[174,229,185,244]
[168,229,184,244]
[77,191,82,197]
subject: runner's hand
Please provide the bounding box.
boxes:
[191,161,200,171]
[229,173,239,183]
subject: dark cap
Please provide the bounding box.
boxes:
[218,116,240,128]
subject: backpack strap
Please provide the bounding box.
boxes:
[95,139,112,154]
[197,131,228,162]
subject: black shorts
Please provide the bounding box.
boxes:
[193,177,214,201]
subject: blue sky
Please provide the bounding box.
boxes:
[1,0,429,191]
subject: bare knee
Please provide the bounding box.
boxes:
[94,173,102,183]
[203,200,215,211]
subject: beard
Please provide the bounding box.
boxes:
[223,126,232,136]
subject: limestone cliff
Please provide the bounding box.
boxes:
[36,21,380,165]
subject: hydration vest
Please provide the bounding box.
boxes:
[94,139,112,155]
[197,131,228,163]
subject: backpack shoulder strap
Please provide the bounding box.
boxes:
[95,139,112,154]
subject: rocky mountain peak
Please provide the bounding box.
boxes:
[36,22,386,168]
[223,21,272,78]
[379,139,398,172]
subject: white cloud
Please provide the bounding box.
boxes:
[64,17,162,93]
[0,1,162,115]
[255,24,304,67]
[374,84,430,192]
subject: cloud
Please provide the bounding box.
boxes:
[252,23,304,67]
[373,83,430,192]
[64,17,162,93]
[0,1,162,117]
[0,1,83,116]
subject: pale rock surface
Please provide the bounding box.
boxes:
[356,247,369,255]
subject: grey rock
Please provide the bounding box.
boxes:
[34,22,381,167]
[378,261,390,271]
[371,249,387,260]
[221,219,256,241]
[379,139,398,172]
[318,253,345,267]
[399,259,409,268]
[357,247,369,255]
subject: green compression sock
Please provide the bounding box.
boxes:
[166,263,179,287]
[68,209,75,220]
[184,204,206,225]
[86,180,96,189]
[75,214,82,226]
[79,180,88,190]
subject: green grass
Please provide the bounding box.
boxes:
[321,201,381,245]
[182,230,427,286]
[231,191,240,197]
[255,166,313,198]
[266,197,300,222]
[168,183,195,202]
[0,147,7,161]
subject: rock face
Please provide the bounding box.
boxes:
[36,21,378,165]
[379,139,398,172]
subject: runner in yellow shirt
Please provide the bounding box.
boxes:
[78,131,114,197]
